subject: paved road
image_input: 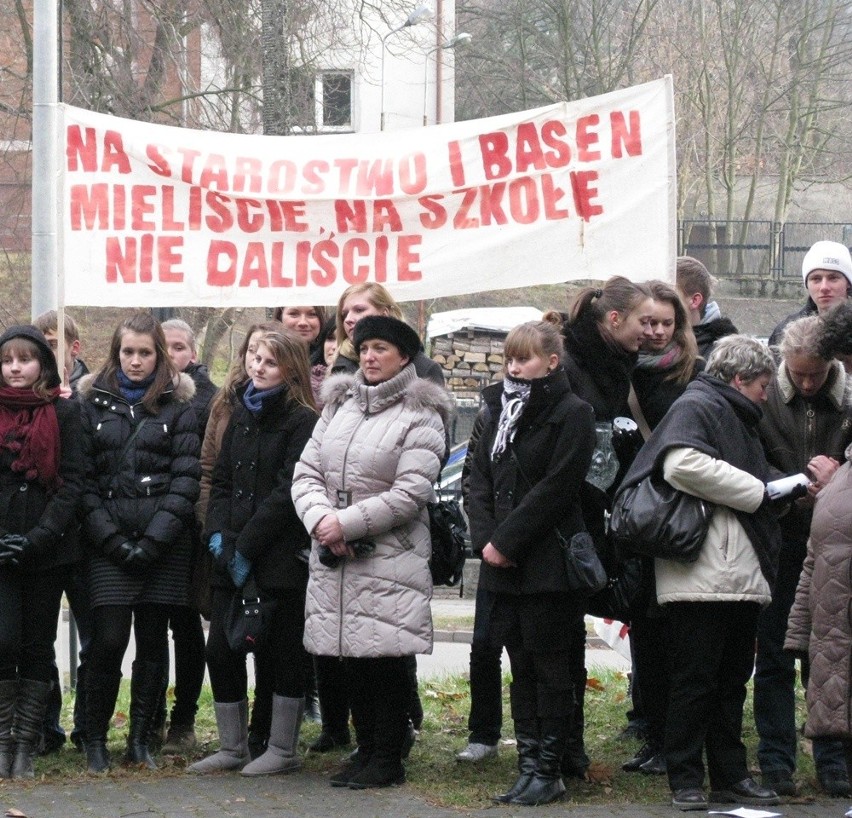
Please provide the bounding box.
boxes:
[3,770,849,818]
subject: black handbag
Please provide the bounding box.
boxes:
[428,496,468,587]
[585,556,643,622]
[559,530,608,596]
[221,575,275,656]
[609,472,714,563]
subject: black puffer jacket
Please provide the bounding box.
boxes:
[205,386,318,595]
[78,373,201,607]
[184,361,218,439]
[0,326,85,572]
[468,369,596,595]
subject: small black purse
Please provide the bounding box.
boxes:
[221,575,275,656]
[559,530,608,596]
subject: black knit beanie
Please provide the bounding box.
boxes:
[353,316,421,360]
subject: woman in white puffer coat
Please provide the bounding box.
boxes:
[292,315,452,791]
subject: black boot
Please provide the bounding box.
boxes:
[330,678,372,787]
[561,669,589,779]
[85,670,122,774]
[11,680,52,779]
[511,719,567,806]
[347,663,406,790]
[312,655,350,752]
[147,668,168,753]
[493,719,539,803]
[124,661,161,769]
[0,680,16,779]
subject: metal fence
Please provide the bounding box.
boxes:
[679,220,852,281]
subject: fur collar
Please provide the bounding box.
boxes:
[77,371,196,404]
[777,360,848,409]
[321,370,454,425]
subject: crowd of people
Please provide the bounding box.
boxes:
[0,244,850,811]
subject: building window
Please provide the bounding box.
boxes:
[288,69,353,133]
[321,72,352,129]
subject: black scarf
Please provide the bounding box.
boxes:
[562,310,636,420]
[618,373,781,588]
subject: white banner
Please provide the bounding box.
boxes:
[59,77,676,308]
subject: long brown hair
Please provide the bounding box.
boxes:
[254,330,317,413]
[568,276,653,352]
[647,280,699,384]
[208,320,285,419]
[98,313,175,414]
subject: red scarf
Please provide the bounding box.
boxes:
[0,386,62,490]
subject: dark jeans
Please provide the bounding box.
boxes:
[0,567,65,683]
[206,588,306,703]
[665,601,759,792]
[755,539,846,776]
[467,584,502,745]
[43,562,92,744]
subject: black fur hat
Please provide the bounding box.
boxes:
[353,316,421,360]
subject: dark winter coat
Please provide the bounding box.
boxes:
[785,442,852,739]
[561,311,637,550]
[205,386,318,595]
[468,369,596,596]
[768,299,817,349]
[78,373,201,607]
[0,326,85,572]
[184,361,218,440]
[758,361,852,546]
[694,316,738,359]
[631,360,703,430]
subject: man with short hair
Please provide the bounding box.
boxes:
[675,256,738,358]
[768,240,852,348]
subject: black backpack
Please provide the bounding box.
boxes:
[428,498,467,586]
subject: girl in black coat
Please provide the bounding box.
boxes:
[468,320,596,806]
[0,326,84,780]
[79,313,200,774]
[189,330,318,777]
[558,275,655,777]
[623,281,701,776]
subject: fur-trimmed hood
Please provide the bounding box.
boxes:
[77,371,197,404]
[321,367,454,427]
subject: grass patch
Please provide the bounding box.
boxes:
[35,669,820,809]
[432,614,475,631]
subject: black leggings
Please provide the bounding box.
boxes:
[88,604,170,676]
[0,567,65,682]
[206,588,306,703]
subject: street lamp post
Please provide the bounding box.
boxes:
[380,4,433,131]
[422,32,472,126]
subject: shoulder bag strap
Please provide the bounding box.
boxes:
[627,384,652,442]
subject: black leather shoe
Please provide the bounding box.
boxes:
[671,788,708,810]
[762,770,797,796]
[710,777,780,805]
[639,753,666,775]
[622,742,655,772]
[818,769,851,797]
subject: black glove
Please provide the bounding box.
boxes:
[105,540,136,568]
[0,534,27,568]
[121,539,160,575]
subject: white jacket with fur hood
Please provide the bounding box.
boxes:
[292,364,453,658]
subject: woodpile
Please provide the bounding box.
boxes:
[430,327,506,400]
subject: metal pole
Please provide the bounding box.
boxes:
[32,0,60,318]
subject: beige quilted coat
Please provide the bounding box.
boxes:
[292,366,452,658]
[785,442,852,739]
